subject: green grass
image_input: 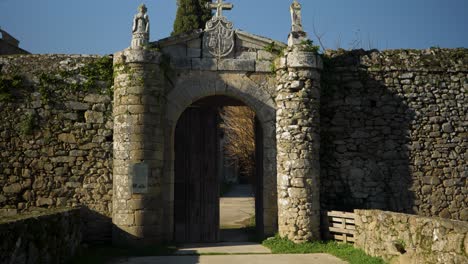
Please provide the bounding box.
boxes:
[262,235,386,264]
[69,244,177,264]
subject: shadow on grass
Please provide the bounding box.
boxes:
[68,243,177,264]
[262,235,386,264]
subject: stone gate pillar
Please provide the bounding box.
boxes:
[275,38,323,242]
[112,48,166,245]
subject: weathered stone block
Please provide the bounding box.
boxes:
[187,38,201,49]
[287,51,320,68]
[69,150,87,157]
[171,58,192,70]
[36,197,54,206]
[129,199,145,210]
[3,183,22,194]
[162,45,186,58]
[56,197,68,206]
[114,213,134,226]
[66,101,89,110]
[399,73,414,79]
[63,113,78,120]
[288,187,307,198]
[442,123,454,133]
[85,111,104,124]
[134,210,161,226]
[256,61,272,72]
[84,94,111,103]
[236,51,257,60]
[276,57,287,69]
[258,50,275,60]
[128,105,145,114]
[117,48,161,64]
[66,182,81,188]
[187,48,201,58]
[192,58,217,71]
[218,59,255,71]
[51,156,76,163]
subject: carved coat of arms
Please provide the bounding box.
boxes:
[203,17,235,58]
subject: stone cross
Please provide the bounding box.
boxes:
[206,0,233,18]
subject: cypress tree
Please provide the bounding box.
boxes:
[172,0,213,36]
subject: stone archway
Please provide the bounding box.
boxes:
[162,71,278,241]
[112,26,322,245]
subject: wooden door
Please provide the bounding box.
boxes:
[174,107,220,243]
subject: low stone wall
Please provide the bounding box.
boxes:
[0,208,81,264]
[354,209,468,264]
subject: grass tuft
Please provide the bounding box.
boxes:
[262,235,386,264]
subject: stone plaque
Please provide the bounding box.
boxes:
[287,52,318,68]
[131,163,148,194]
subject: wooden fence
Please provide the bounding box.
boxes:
[321,211,356,243]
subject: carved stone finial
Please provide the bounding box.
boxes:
[131,4,150,49]
[288,0,308,47]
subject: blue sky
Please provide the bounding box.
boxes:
[0,0,467,55]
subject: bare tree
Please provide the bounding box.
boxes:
[220,106,255,182]
[335,33,343,50]
[349,29,363,50]
[312,20,327,51]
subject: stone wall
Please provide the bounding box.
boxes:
[354,209,468,263]
[320,49,467,221]
[0,48,467,245]
[0,54,114,242]
[0,208,81,264]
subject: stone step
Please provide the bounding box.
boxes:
[175,242,271,255]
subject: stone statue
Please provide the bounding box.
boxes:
[288,0,307,46]
[131,4,150,49]
[290,0,303,32]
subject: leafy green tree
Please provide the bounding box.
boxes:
[172,0,213,36]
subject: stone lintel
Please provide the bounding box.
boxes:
[170,58,278,72]
[114,48,161,65]
[218,59,255,71]
[192,58,218,71]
